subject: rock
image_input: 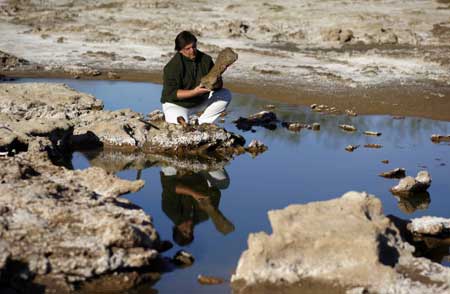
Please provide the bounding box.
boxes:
[0,83,246,158]
[364,144,383,148]
[345,144,359,152]
[415,170,432,186]
[377,28,398,44]
[172,250,194,267]
[311,104,336,114]
[198,274,225,285]
[56,36,65,43]
[363,131,382,136]
[390,170,432,195]
[0,50,29,69]
[408,217,450,237]
[107,71,120,79]
[263,104,276,110]
[431,134,450,143]
[245,139,267,157]
[0,142,159,285]
[200,48,238,90]
[311,123,321,131]
[381,160,389,164]
[282,122,303,132]
[234,111,277,131]
[322,28,354,43]
[379,168,406,178]
[232,191,450,293]
[345,109,358,117]
[147,109,165,121]
[64,65,101,78]
[226,21,250,38]
[339,124,357,132]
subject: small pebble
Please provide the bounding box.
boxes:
[339,124,357,132]
[197,275,225,285]
[312,123,320,131]
[364,144,383,149]
[345,145,359,152]
[172,250,195,267]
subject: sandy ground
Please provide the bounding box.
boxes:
[1,0,450,119]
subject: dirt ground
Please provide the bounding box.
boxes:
[1,0,450,120]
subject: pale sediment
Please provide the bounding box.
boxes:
[1,1,450,120]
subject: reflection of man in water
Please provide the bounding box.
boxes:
[160,167,234,246]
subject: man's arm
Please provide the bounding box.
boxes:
[177,86,210,100]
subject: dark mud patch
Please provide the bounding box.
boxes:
[432,24,450,41]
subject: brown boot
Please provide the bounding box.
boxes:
[177,116,188,128]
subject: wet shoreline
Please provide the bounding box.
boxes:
[2,68,450,122]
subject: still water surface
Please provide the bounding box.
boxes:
[14,78,450,293]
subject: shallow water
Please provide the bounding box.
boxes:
[12,78,450,293]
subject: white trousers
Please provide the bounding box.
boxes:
[162,88,232,124]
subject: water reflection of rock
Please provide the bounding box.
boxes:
[395,191,431,214]
[161,168,234,246]
[82,149,231,175]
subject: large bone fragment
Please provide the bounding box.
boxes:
[200,48,238,90]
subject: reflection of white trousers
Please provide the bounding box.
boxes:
[162,88,232,124]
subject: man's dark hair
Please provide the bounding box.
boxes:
[173,225,194,246]
[174,31,197,51]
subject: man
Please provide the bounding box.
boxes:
[161,31,232,124]
[160,168,234,246]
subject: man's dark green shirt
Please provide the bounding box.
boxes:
[161,50,214,108]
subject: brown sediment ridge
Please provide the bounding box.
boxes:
[3,68,450,122]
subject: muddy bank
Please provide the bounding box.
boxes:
[1,0,450,120]
[232,191,450,294]
[3,68,450,121]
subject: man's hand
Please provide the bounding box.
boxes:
[176,86,210,100]
[193,85,211,95]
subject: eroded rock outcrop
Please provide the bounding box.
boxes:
[408,217,450,238]
[0,139,159,290]
[232,191,450,294]
[0,50,30,70]
[0,83,246,158]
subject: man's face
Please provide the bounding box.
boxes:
[180,42,197,60]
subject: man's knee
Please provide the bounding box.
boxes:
[162,103,188,124]
[212,88,232,103]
